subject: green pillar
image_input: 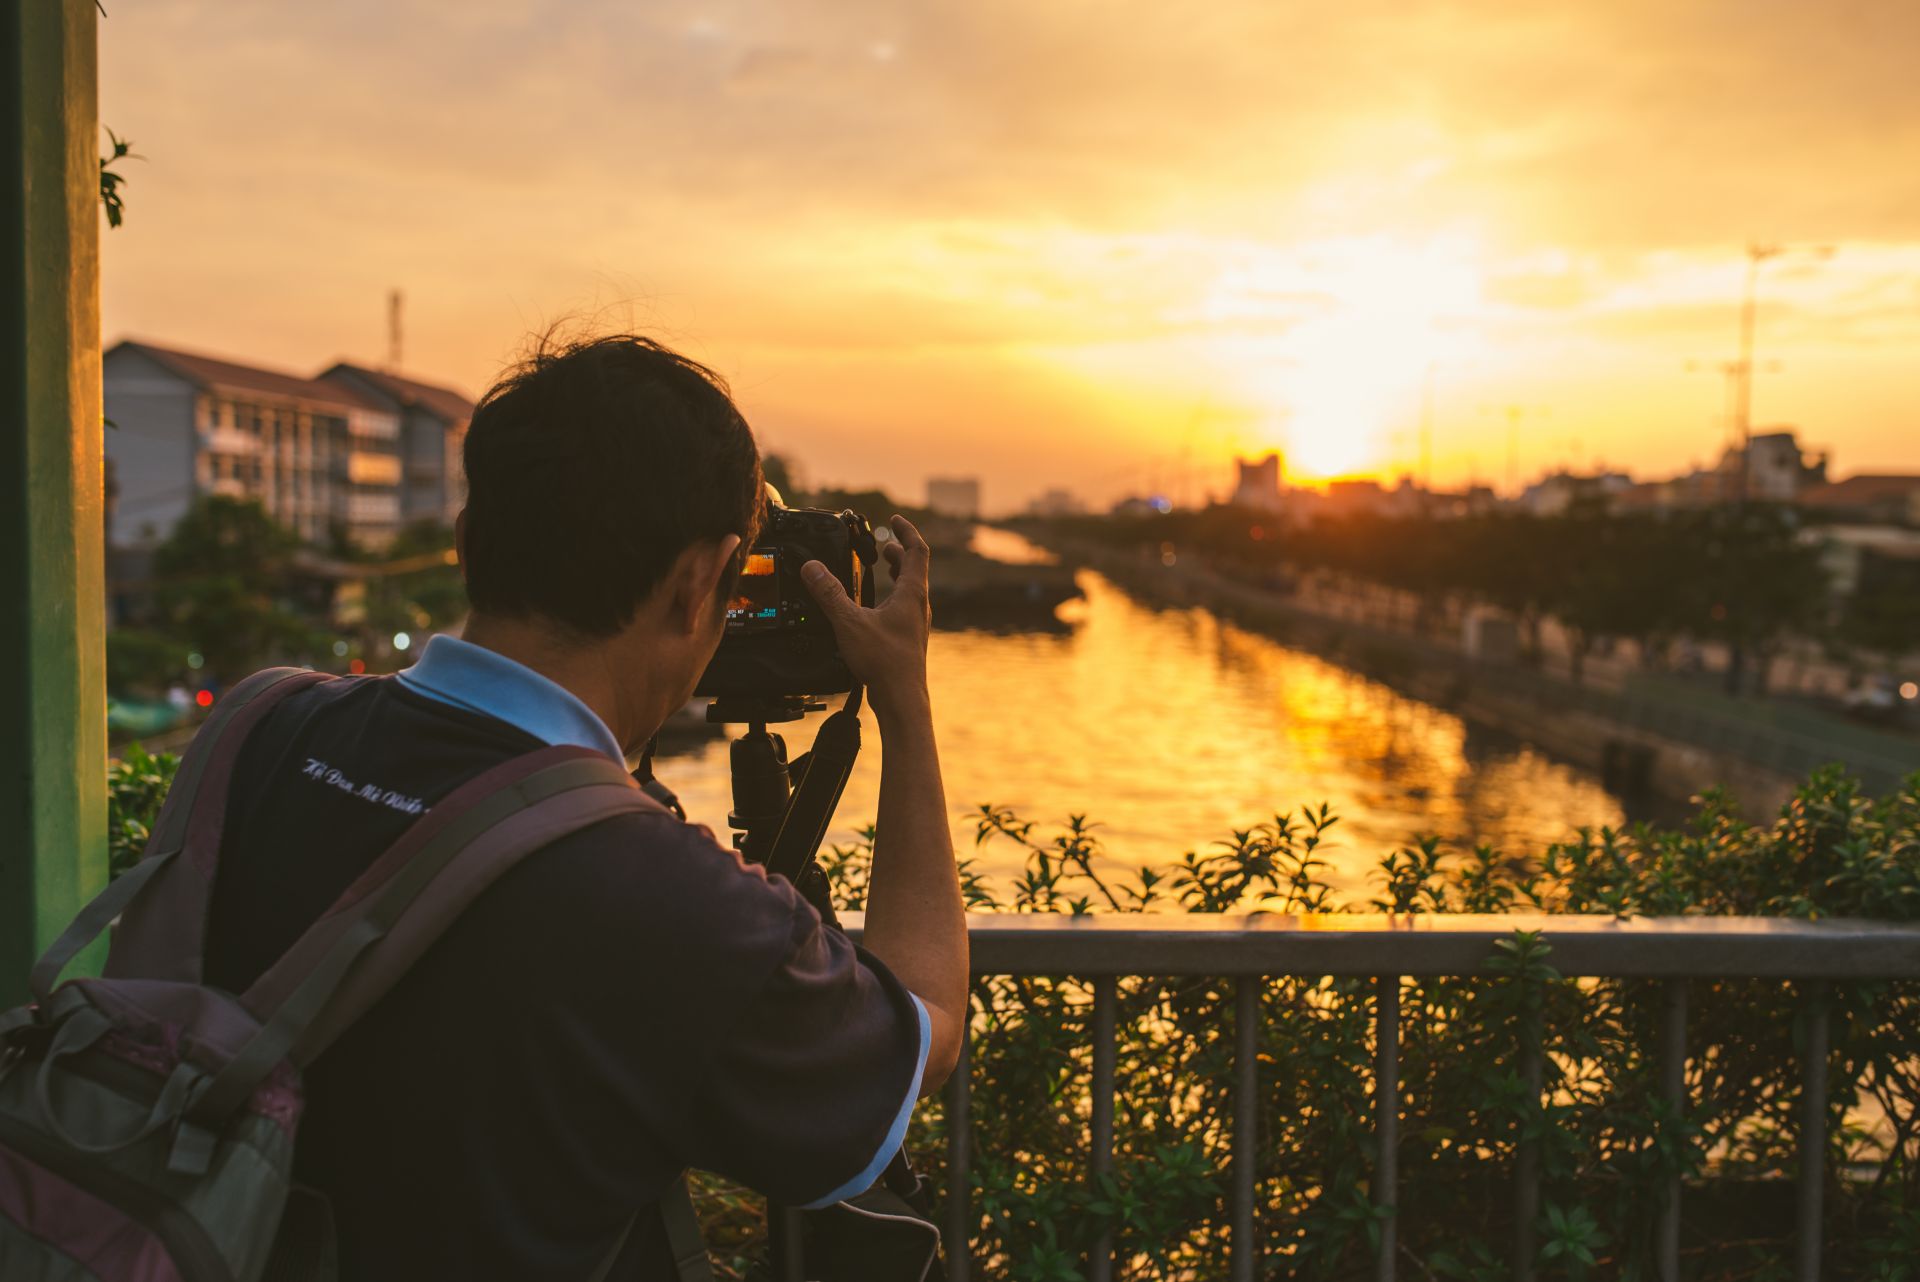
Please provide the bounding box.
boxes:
[1,0,105,1005]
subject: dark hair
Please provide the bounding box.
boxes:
[460,333,763,637]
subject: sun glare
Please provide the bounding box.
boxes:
[1212,236,1485,482]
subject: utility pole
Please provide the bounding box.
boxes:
[1418,361,1435,494]
[1505,405,1521,496]
[1727,241,1831,500]
[1717,240,1830,697]
[1481,404,1549,499]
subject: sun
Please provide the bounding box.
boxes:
[1213,236,1485,482]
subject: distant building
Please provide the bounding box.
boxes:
[1026,487,1085,517]
[1609,479,1684,513]
[1719,429,1827,503]
[1230,453,1285,511]
[1321,479,1392,519]
[926,476,982,518]
[1797,475,1920,526]
[1604,429,1824,513]
[319,364,473,528]
[1416,484,1500,519]
[1519,470,1631,517]
[104,340,408,548]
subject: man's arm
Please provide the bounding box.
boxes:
[803,516,967,1090]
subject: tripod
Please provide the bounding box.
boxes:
[710,689,863,914]
[697,688,941,1281]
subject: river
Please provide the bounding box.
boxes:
[652,531,1644,902]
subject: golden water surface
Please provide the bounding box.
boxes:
[657,554,1632,900]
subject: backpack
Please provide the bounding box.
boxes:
[0,667,709,1282]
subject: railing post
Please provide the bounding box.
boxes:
[1512,1010,1543,1282]
[1657,980,1687,1282]
[1375,975,1400,1282]
[1089,975,1117,1282]
[946,1015,972,1282]
[1796,982,1830,1282]
[1231,977,1259,1282]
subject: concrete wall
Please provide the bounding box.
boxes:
[103,345,198,545]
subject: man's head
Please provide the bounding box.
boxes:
[458,333,763,743]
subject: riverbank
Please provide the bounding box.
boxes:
[1041,539,1917,816]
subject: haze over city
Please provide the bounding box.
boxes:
[100,0,1920,511]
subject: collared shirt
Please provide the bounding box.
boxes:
[202,642,930,1279]
[397,634,626,763]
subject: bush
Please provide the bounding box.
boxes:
[807,771,1920,1280]
[107,743,180,878]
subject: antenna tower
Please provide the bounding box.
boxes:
[386,289,403,370]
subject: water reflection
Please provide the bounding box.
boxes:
[658,566,1632,898]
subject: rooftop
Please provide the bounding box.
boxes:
[321,362,475,424]
[109,339,388,413]
[1798,473,1920,508]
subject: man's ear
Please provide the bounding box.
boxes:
[453,509,469,585]
[673,534,743,635]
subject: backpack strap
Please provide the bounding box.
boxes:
[584,1177,714,1282]
[176,746,663,1155]
[42,667,329,998]
[661,1178,717,1282]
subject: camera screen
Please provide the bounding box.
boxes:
[726,550,782,631]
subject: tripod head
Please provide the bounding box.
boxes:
[705,693,824,726]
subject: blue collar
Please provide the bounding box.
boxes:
[396,634,626,763]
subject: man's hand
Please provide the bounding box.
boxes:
[804,513,963,1089]
[802,514,931,717]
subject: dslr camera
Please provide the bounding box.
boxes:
[695,495,877,704]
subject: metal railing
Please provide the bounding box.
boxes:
[846,912,1920,1282]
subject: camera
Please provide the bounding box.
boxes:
[695,497,877,704]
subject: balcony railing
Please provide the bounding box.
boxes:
[841,912,1920,1282]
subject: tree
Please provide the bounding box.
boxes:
[151,497,321,682]
[1545,510,1692,685]
[1839,553,1920,667]
[1454,514,1564,663]
[105,628,183,695]
[761,453,800,503]
[359,520,466,642]
[1681,505,1826,696]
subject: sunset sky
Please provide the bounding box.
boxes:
[100,1,1920,512]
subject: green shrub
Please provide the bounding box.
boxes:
[811,770,1919,1281]
[107,743,180,878]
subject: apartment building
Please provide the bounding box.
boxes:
[319,362,471,527]
[104,340,471,549]
[1230,453,1285,512]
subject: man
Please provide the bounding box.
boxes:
[202,334,968,1279]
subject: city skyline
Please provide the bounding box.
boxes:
[100,1,1920,512]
